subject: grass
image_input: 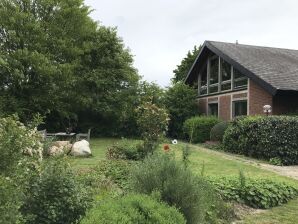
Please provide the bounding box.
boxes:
[71,138,298,223]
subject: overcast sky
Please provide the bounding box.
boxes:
[85,0,298,87]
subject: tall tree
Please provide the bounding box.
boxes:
[172,45,201,83]
[0,0,140,135]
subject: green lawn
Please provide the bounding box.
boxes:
[71,138,298,224]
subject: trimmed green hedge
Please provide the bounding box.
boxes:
[183,116,220,143]
[81,194,186,224]
[223,116,298,165]
[208,176,298,209]
[210,121,229,142]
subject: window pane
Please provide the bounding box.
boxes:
[221,60,231,82]
[208,103,218,117]
[233,100,247,117]
[210,57,219,84]
[233,68,245,79]
[221,82,231,91]
[200,85,207,95]
[209,84,218,93]
[199,65,207,95]
[234,78,248,88]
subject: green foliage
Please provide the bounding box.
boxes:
[269,157,283,166]
[210,121,229,142]
[223,116,298,165]
[95,159,135,191]
[0,0,140,136]
[131,153,231,224]
[21,158,91,224]
[81,193,186,224]
[0,176,22,224]
[0,115,43,175]
[163,82,198,138]
[172,45,201,83]
[182,145,191,167]
[183,116,220,143]
[136,101,169,154]
[106,139,145,160]
[208,176,298,209]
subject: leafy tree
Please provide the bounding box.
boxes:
[172,45,201,83]
[164,82,198,138]
[0,0,140,136]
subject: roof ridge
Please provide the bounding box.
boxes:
[206,40,298,52]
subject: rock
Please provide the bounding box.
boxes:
[48,145,64,156]
[70,140,92,156]
[48,141,72,156]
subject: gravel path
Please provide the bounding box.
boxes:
[196,146,298,180]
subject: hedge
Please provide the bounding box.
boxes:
[183,116,220,143]
[223,116,298,165]
[210,121,229,142]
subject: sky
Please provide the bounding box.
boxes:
[85,0,298,87]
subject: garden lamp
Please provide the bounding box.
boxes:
[263,104,272,116]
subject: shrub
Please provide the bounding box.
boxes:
[223,116,298,165]
[0,176,22,224]
[20,158,91,224]
[81,193,186,224]
[210,121,229,142]
[208,176,298,209]
[131,153,231,224]
[183,116,220,143]
[136,101,169,154]
[0,115,43,175]
[95,159,135,191]
[163,82,198,139]
[106,139,145,160]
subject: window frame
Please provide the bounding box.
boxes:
[208,102,219,117]
[232,99,248,118]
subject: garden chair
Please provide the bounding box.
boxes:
[76,128,91,142]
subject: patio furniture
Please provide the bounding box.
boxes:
[76,128,91,142]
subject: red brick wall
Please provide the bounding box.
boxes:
[219,95,231,120]
[249,80,272,115]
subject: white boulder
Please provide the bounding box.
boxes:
[48,145,64,156]
[70,140,91,156]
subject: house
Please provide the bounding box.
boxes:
[185,41,298,120]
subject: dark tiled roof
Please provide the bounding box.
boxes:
[186,41,298,94]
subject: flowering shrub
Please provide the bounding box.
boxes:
[0,115,43,175]
[136,101,169,154]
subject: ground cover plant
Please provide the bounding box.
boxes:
[208,175,298,209]
[81,193,186,224]
[223,116,298,165]
[183,116,220,143]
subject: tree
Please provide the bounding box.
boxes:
[172,45,201,83]
[164,82,198,138]
[0,0,140,136]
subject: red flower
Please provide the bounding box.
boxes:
[163,144,170,151]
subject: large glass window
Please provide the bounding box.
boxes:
[233,68,248,89]
[210,57,219,85]
[221,60,231,82]
[199,65,207,95]
[208,103,218,117]
[233,100,247,117]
